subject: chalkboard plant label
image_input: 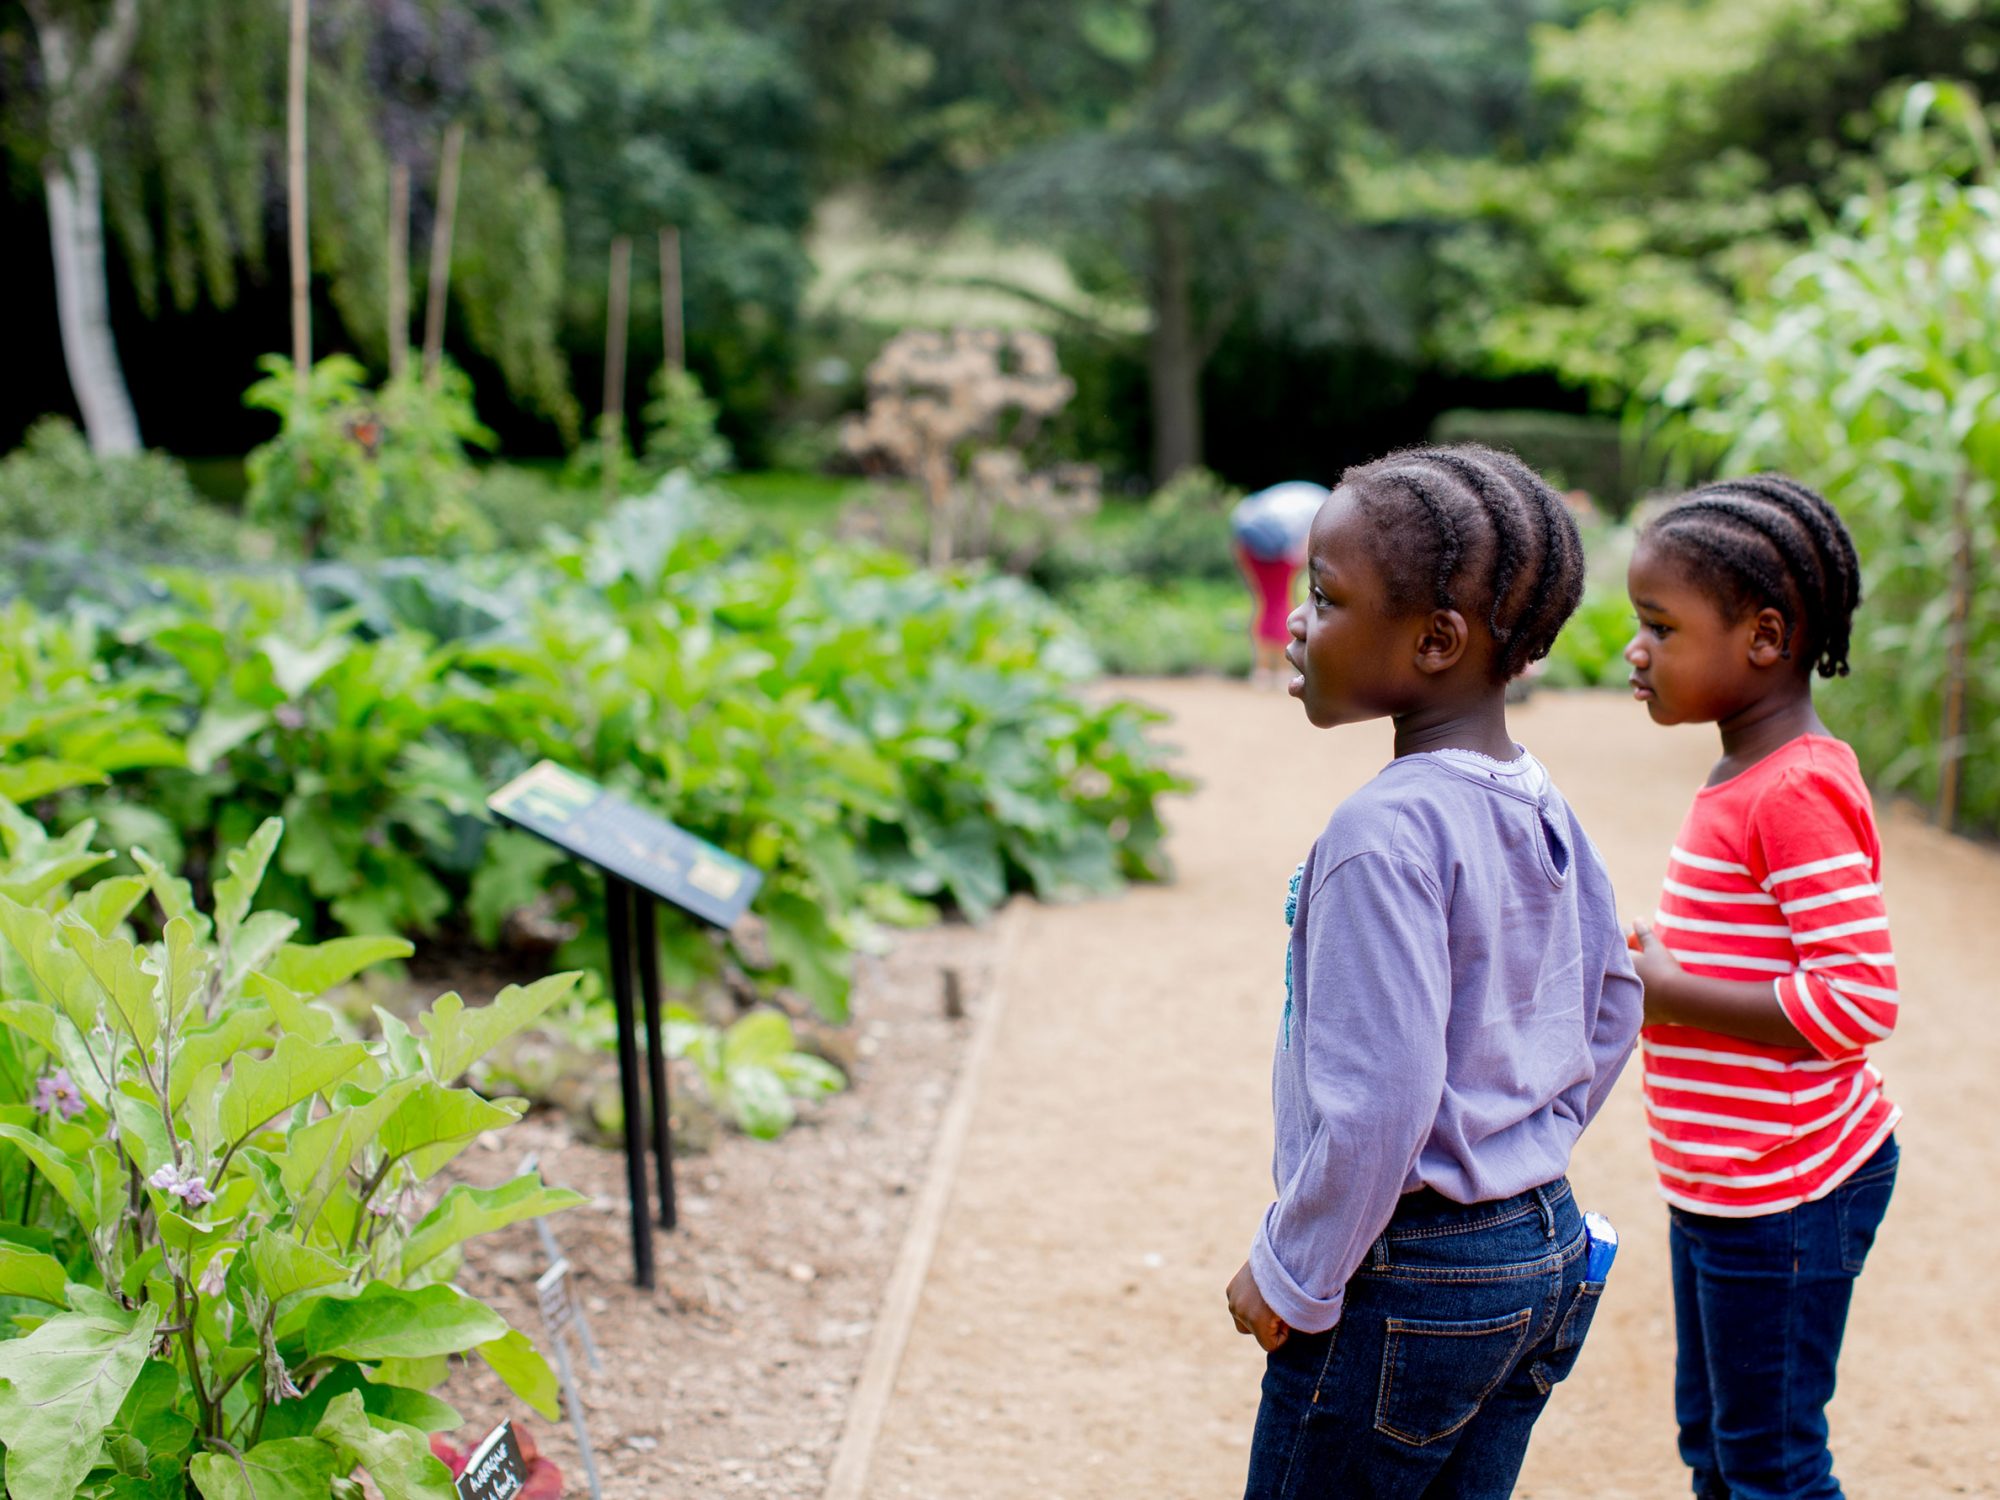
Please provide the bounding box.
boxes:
[455,1420,531,1499]
[488,760,762,928]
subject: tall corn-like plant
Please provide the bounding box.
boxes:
[1664,83,2000,833]
[0,806,580,1499]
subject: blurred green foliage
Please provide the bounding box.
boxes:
[1662,82,2000,834]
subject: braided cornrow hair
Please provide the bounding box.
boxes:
[1340,443,1586,682]
[1642,473,1862,678]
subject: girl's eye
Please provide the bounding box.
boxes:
[1311,587,1331,608]
[1633,614,1670,639]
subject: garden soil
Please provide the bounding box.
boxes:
[443,683,2000,1498]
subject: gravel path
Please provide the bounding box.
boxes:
[861,680,2000,1499]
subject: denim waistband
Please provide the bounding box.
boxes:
[1382,1177,1573,1242]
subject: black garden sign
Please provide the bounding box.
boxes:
[489,760,762,1287]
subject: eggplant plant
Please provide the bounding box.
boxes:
[0,807,581,1498]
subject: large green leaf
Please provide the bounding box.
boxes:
[475,1328,561,1421]
[130,848,211,943]
[248,1227,349,1306]
[55,917,159,1051]
[169,1005,276,1111]
[0,1125,90,1221]
[218,911,301,1002]
[218,1034,368,1148]
[256,1366,459,1442]
[280,1080,418,1229]
[762,891,851,1022]
[0,1304,159,1500]
[70,875,150,938]
[187,1436,340,1500]
[415,973,579,1084]
[212,819,284,946]
[0,1242,68,1304]
[302,1282,508,1363]
[259,936,415,996]
[0,896,104,1035]
[157,917,209,1028]
[376,1083,521,1180]
[0,758,107,804]
[399,1175,587,1279]
[184,707,266,777]
[314,1391,456,1499]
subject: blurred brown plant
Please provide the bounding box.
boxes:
[841,327,1098,566]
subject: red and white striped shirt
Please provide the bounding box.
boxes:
[1643,734,1900,1217]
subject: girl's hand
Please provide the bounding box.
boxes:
[1226,1260,1290,1352]
[1630,920,1683,1023]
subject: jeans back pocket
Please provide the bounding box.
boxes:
[1373,1307,1534,1447]
[1530,1280,1603,1394]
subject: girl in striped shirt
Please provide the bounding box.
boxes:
[1623,474,1898,1500]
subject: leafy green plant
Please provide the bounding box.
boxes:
[1663,82,2000,832]
[1,478,1187,1062]
[0,419,248,564]
[666,1008,843,1140]
[244,356,497,559]
[0,808,579,1498]
[641,366,733,479]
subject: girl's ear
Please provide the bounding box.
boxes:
[1746,607,1791,668]
[1414,609,1470,675]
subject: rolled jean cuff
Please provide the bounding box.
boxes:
[1251,1226,1344,1334]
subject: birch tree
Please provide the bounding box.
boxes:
[23,0,144,455]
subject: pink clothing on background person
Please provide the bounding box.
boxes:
[1238,546,1299,646]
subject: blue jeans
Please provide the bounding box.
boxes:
[1244,1179,1600,1499]
[1670,1134,1898,1500]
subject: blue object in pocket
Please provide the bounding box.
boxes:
[1583,1210,1618,1284]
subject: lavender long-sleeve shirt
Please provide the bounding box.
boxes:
[1250,750,1642,1333]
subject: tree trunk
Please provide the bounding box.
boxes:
[602,234,633,501]
[1146,196,1201,486]
[42,144,141,455]
[387,161,410,379]
[659,226,684,372]
[422,122,466,385]
[287,0,311,403]
[29,0,144,456]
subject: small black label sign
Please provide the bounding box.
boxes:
[457,1420,529,1500]
[488,760,761,928]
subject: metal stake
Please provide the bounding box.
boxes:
[635,892,678,1229]
[604,877,655,1288]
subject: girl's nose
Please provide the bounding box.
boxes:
[1288,604,1307,641]
[1624,635,1648,667]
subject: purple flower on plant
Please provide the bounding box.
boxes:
[147,1163,217,1207]
[32,1069,86,1120]
[198,1256,229,1298]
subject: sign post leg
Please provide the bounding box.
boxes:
[635,893,678,1229]
[604,877,655,1289]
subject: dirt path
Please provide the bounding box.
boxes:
[859,681,2000,1499]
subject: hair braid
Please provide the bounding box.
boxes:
[1643,474,1863,678]
[1339,443,1586,681]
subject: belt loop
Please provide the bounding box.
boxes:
[1532,1185,1555,1240]
[1368,1232,1391,1271]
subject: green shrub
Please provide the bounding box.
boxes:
[642,366,733,479]
[1,478,1187,1031]
[0,807,573,1498]
[244,356,497,559]
[0,419,246,562]
[1662,84,2000,834]
[1036,468,1242,591]
[1059,576,1254,678]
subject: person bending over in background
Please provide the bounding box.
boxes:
[1231,482,1328,688]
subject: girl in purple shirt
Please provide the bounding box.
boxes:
[1227,446,1642,1498]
